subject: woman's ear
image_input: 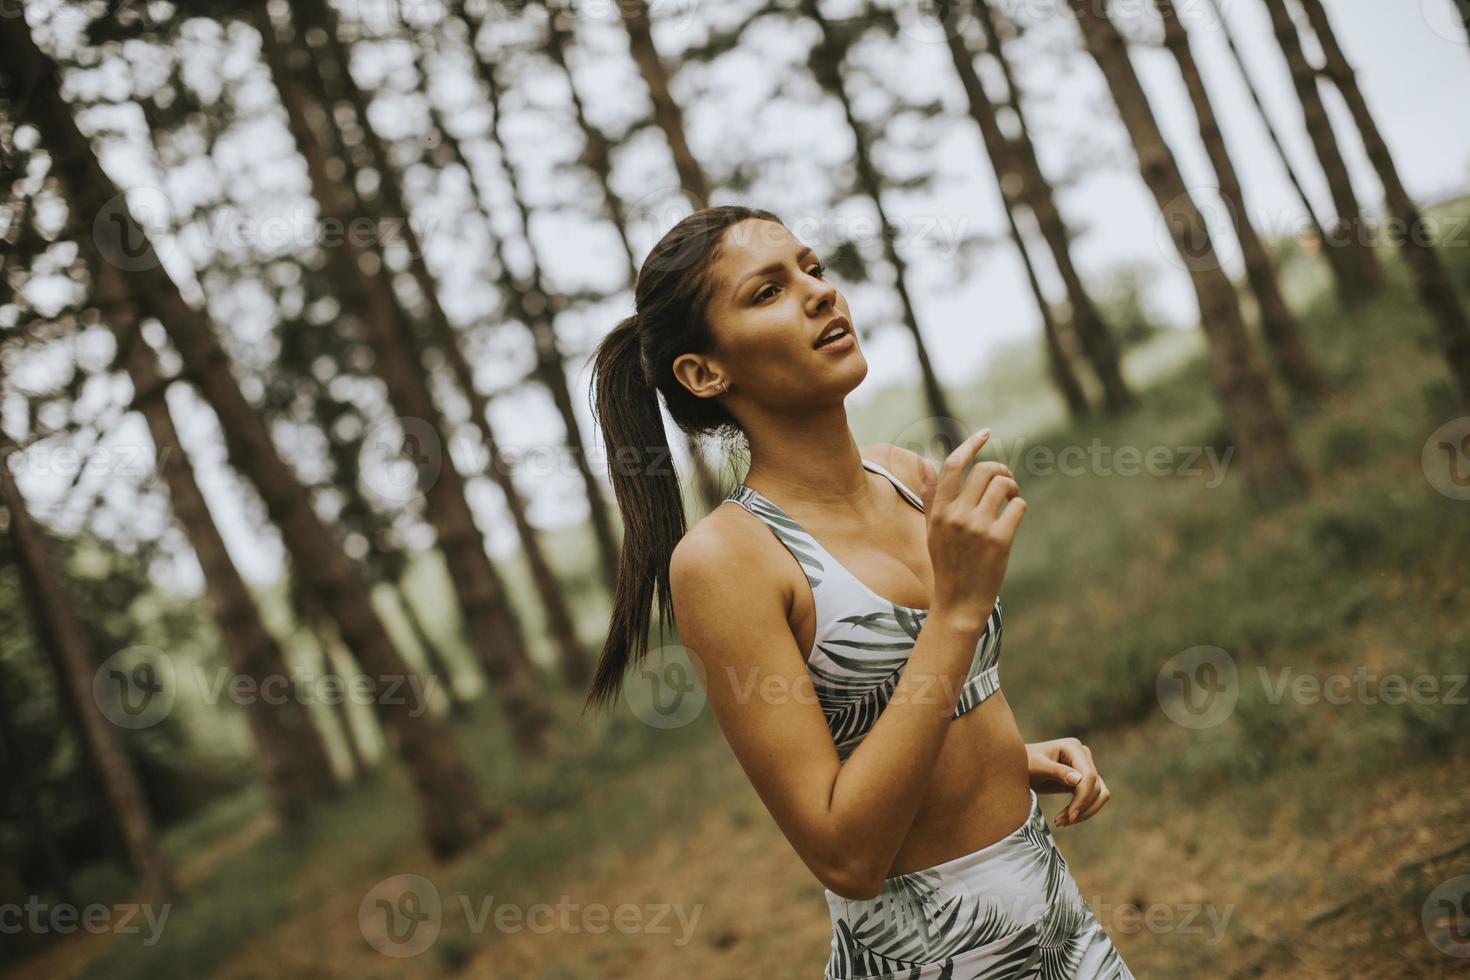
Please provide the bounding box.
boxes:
[672,352,724,399]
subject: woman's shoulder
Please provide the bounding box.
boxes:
[860,441,927,500]
[670,495,784,593]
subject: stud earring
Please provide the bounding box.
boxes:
[716,380,728,394]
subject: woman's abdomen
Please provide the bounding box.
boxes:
[885,690,1033,876]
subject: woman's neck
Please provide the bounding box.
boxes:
[740,404,876,515]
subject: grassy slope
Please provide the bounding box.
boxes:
[14,201,1470,979]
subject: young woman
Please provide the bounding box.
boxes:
[586,205,1133,979]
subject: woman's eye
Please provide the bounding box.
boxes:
[755,264,824,303]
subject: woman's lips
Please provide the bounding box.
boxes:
[814,330,855,353]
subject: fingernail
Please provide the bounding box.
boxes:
[1066,771,1081,785]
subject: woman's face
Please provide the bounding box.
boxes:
[676,219,867,411]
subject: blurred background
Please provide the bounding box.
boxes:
[1,0,1468,977]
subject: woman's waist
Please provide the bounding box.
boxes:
[823,788,1050,919]
[885,703,1032,876]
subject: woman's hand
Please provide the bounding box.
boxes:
[919,428,1026,634]
[1026,738,1111,827]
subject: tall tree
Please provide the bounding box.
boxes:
[536,0,729,514]
[108,290,340,823]
[799,0,963,445]
[390,23,589,686]
[0,14,494,857]
[449,0,636,591]
[249,0,554,754]
[1294,0,1470,404]
[300,0,590,688]
[0,430,174,902]
[1155,0,1326,400]
[617,0,711,207]
[1067,0,1305,501]
[1260,0,1382,298]
[974,1,1136,414]
[939,17,1090,416]
[1203,0,1354,305]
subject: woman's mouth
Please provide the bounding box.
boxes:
[813,319,854,352]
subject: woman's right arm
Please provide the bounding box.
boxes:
[669,429,1024,900]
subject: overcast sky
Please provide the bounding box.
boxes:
[5,0,1469,591]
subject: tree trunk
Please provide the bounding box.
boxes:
[0,667,73,902]
[1260,0,1382,298]
[389,23,590,687]
[451,0,630,593]
[1295,0,1470,405]
[0,15,495,858]
[976,1,1134,414]
[1203,0,1356,305]
[540,0,727,514]
[0,435,174,903]
[304,610,371,779]
[618,0,710,207]
[300,0,589,692]
[253,0,554,757]
[1156,0,1326,401]
[1068,0,1306,502]
[389,582,464,716]
[800,0,964,447]
[942,22,1090,417]
[112,306,339,822]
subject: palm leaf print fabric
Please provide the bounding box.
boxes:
[726,459,1003,761]
[824,794,1134,979]
[725,462,1134,978]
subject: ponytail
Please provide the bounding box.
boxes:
[582,204,784,713]
[583,314,686,711]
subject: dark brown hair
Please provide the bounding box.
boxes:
[583,204,784,711]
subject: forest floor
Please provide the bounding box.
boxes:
[8,209,1470,980]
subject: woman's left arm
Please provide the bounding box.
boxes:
[1026,737,1111,827]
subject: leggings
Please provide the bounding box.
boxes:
[823,791,1134,979]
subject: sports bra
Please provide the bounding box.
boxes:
[725,457,1004,761]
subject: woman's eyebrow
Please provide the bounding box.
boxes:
[731,245,815,299]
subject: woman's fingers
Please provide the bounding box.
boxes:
[978,473,1020,519]
[934,428,991,506]
[1058,772,1099,826]
[957,460,1015,512]
[994,495,1027,538]
[1056,740,1100,826]
[1073,780,1112,824]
